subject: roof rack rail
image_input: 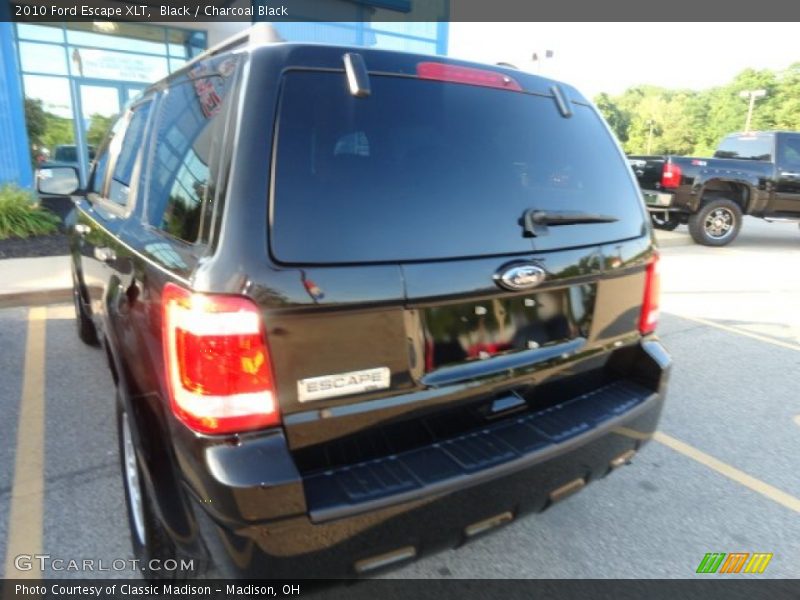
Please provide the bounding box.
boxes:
[182,23,282,72]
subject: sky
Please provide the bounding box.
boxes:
[448,23,800,100]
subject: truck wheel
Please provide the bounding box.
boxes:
[651,213,680,231]
[688,198,742,246]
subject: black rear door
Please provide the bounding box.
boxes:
[263,64,650,469]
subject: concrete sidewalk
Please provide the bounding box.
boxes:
[0,255,71,308]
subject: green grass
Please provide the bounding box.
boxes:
[0,184,60,240]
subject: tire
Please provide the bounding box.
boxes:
[688,198,743,246]
[650,212,680,231]
[117,395,194,580]
[72,267,99,346]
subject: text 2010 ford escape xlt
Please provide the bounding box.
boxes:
[49,30,670,579]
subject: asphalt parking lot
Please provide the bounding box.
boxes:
[1,217,798,581]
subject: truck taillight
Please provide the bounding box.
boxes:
[161,283,280,434]
[661,162,682,189]
[639,253,661,335]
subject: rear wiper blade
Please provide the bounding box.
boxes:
[520,209,618,237]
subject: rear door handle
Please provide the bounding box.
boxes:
[94,247,116,263]
[780,171,800,178]
[75,223,91,236]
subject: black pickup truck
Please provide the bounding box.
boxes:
[629,131,800,245]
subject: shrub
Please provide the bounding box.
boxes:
[0,184,60,240]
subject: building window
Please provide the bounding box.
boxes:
[15,22,207,173]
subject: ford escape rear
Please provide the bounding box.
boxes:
[52,31,670,579]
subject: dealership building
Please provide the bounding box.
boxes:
[0,0,448,188]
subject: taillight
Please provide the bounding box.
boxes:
[417,62,522,92]
[661,162,682,189]
[161,283,280,434]
[639,253,661,335]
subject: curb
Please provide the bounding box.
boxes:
[0,254,72,309]
[0,288,72,309]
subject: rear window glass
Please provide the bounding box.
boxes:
[714,135,773,161]
[271,71,644,264]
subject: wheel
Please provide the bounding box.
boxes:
[72,266,99,346]
[688,198,742,246]
[117,395,192,580]
[650,212,680,231]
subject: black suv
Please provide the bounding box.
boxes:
[42,31,670,579]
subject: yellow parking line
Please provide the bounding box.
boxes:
[3,307,47,579]
[794,415,800,428]
[616,427,800,514]
[671,314,800,352]
[614,426,652,441]
[652,431,800,515]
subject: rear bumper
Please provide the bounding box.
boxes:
[304,379,653,523]
[188,340,670,579]
[643,190,677,210]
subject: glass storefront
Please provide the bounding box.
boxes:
[15,22,207,181]
[4,14,448,189]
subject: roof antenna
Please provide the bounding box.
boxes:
[343,53,371,98]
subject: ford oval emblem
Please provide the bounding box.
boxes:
[494,261,546,291]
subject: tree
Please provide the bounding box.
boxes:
[39,113,74,151]
[773,63,800,130]
[24,98,47,163]
[594,93,630,143]
[23,98,75,164]
[593,64,795,157]
[86,113,114,147]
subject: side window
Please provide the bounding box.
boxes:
[107,101,152,207]
[714,135,772,161]
[146,65,235,244]
[780,137,800,167]
[89,117,127,196]
[90,150,111,196]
